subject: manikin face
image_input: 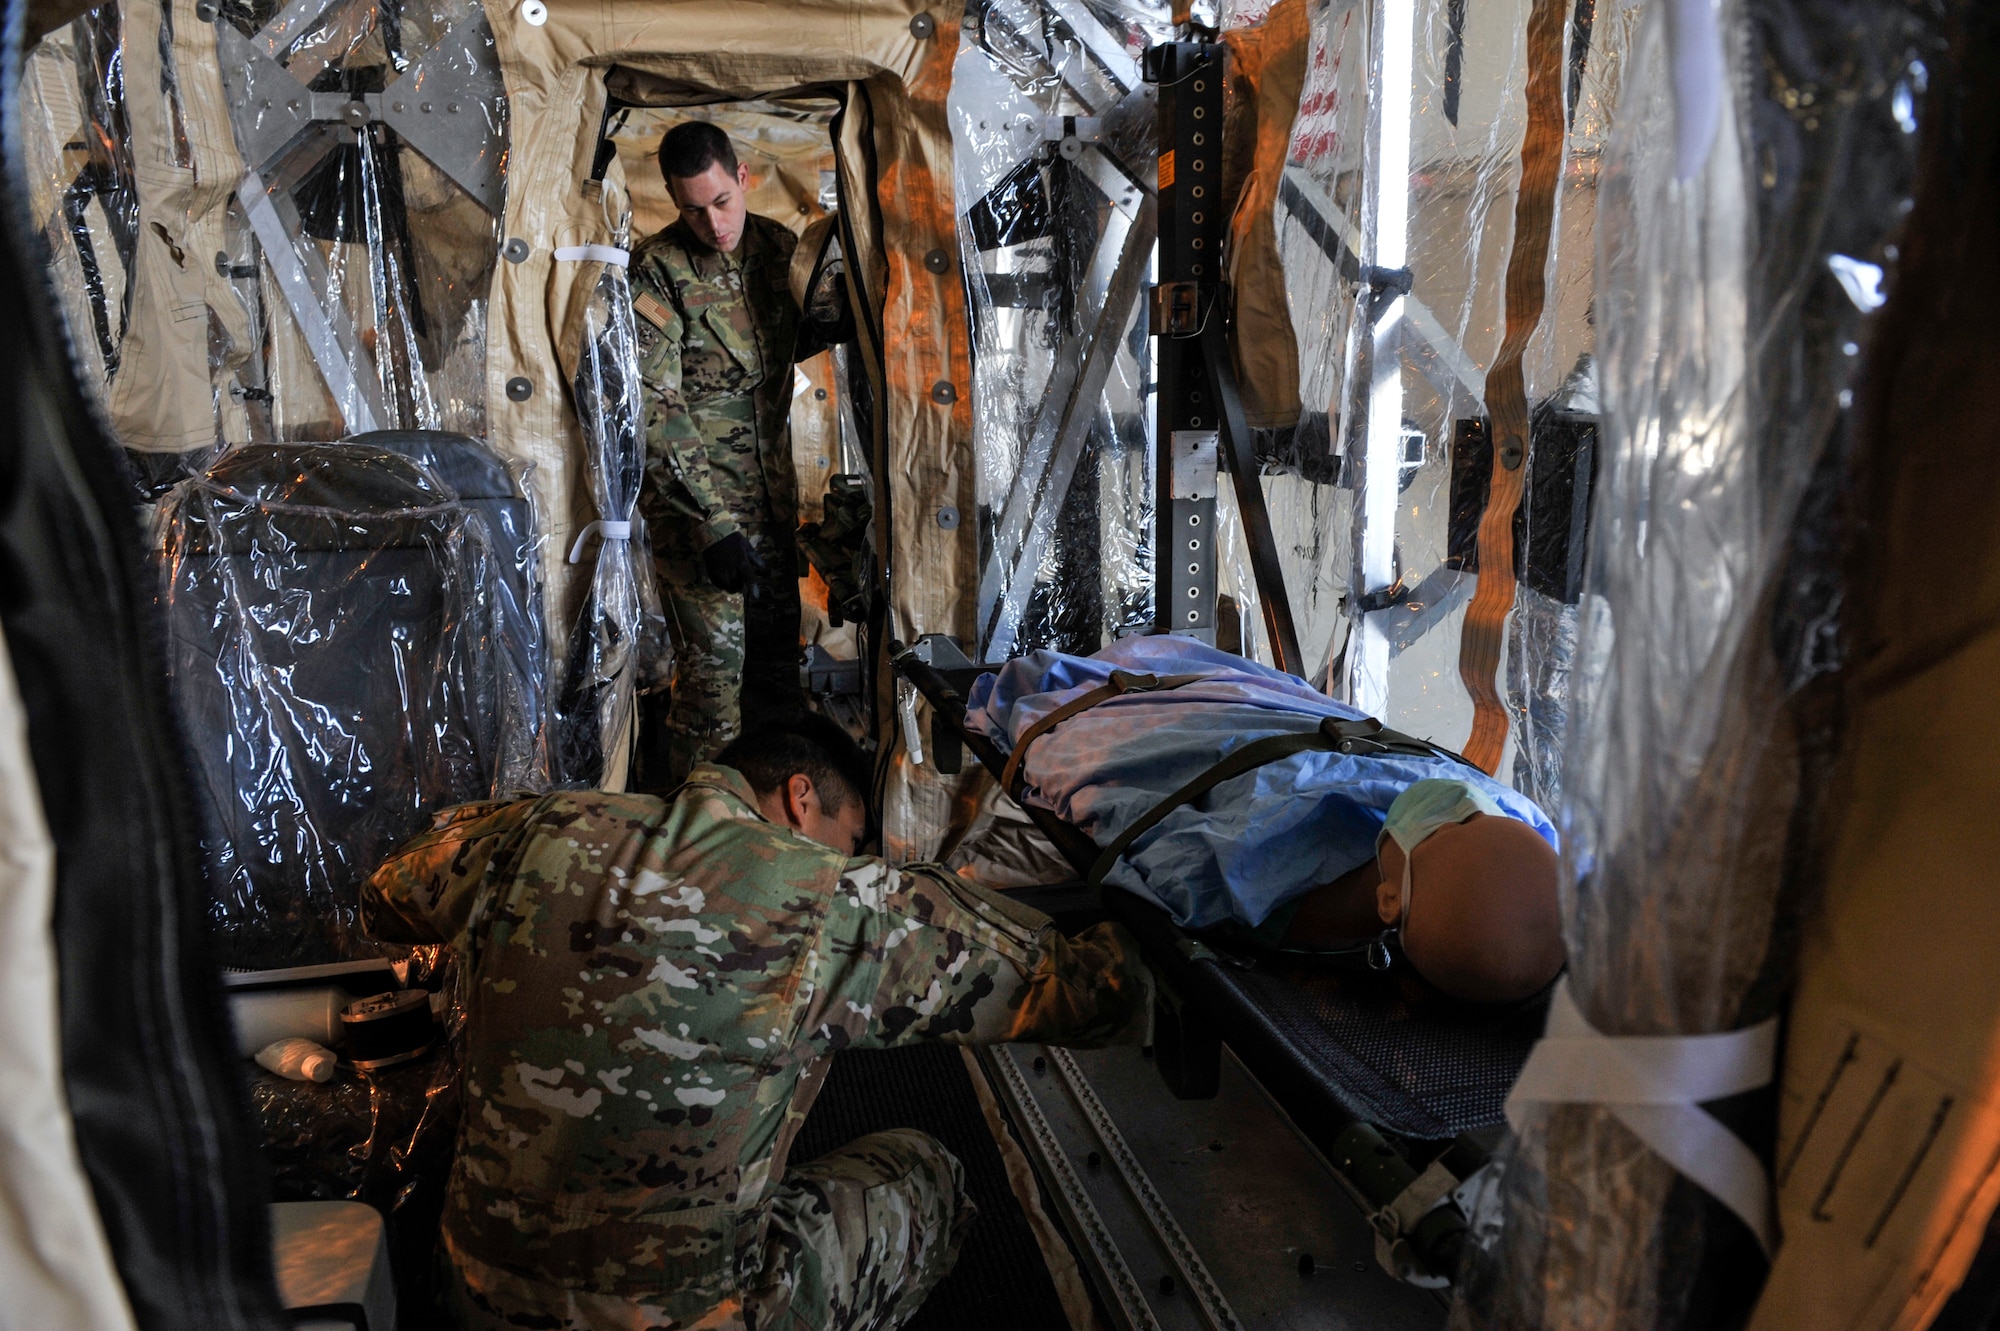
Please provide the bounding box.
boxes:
[666,159,752,254]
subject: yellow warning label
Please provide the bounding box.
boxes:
[1159,150,1176,190]
[633,290,673,331]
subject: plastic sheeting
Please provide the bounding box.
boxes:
[550,240,666,788]
[1446,0,1947,1325]
[158,441,539,969]
[952,0,1611,813]
[249,1017,461,1323]
[20,0,505,458]
[1272,0,1612,772]
[954,0,1169,662]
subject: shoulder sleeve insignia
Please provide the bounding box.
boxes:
[633,290,673,332]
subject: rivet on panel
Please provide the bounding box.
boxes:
[503,238,531,263]
[924,248,952,274]
[506,377,534,402]
[909,11,936,38]
[930,380,957,405]
[937,506,960,530]
[1500,434,1525,470]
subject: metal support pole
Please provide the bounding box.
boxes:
[1147,41,1227,644]
[1202,317,1305,677]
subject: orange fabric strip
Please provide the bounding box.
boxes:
[1455,0,1571,774]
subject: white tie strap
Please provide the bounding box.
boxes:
[552,244,630,268]
[567,520,633,564]
[1506,978,1779,1252]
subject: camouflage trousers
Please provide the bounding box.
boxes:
[444,1128,975,1331]
[657,522,804,782]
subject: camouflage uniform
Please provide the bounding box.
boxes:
[364,765,1153,1330]
[632,215,805,780]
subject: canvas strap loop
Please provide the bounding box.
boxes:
[1370,1158,1460,1289]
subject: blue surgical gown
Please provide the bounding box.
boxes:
[963,637,1557,931]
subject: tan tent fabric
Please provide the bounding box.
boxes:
[0,624,141,1331]
[1748,78,2000,1331]
[1222,0,1308,430]
[103,0,250,453]
[485,0,972,846]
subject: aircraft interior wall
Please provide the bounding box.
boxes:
[4,0,1994,1327]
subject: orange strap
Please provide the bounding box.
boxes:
[1455,0,1571,774]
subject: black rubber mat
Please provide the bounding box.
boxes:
[1100,886,1547,1142]
[1222,950,1547,1140]
[791,1044,1078,1331]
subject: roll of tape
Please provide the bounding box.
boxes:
[340,990,436,1070]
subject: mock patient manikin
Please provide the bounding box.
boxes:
[964,637,1565,1003]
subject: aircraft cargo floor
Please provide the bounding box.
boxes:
[799,1041,1446,1330]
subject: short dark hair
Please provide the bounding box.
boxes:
[659,121,739,183]
[716,714,872,816]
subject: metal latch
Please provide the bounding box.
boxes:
[1150,280,1199,336]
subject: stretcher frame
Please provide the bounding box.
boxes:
[891,641,1539,1285]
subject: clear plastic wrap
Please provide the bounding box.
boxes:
[552,243,666,788]
[1447,0,1946,1324]
[242,949,469,1327]
[348,427,551,789]
[956,0,1170,661]
[21,8,139,410]
[249,1022,461,1322]
[158,441,538,969]
[20,0,505,451]
[1283,0,1613,772]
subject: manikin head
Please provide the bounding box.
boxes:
[716,716,873,856]
[1374,781,1566,1003]
[660,121,751,254]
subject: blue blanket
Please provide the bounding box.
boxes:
[964,637,1557,930]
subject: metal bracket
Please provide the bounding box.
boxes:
[218,6,507,214]
[1150,280,1199,337]
[1361,264,1415,323]
[213,1,507,432]
[239,163,386,433]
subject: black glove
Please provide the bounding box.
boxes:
[701,530,769,594]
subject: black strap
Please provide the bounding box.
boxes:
[999,670,1208,795]
[1087,715,1478,886]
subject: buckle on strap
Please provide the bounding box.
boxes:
[1319,716,1384,748]
[1318,715,1476,769]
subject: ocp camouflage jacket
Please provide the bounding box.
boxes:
[363,764,1152,1322]
[630,215,800,567]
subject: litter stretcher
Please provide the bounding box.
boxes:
[892,641,1552,1285]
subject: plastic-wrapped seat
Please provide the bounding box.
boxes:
[159,442,533,970]
[344,429,546,776]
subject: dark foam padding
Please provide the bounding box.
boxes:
[791,1044,1079,1330]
